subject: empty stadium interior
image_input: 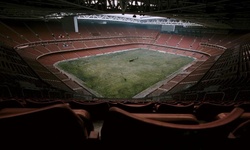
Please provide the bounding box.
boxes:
[0,0,250,149]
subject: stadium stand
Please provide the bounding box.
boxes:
[0,1,250,149]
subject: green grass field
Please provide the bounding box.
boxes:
[56,49,194,98]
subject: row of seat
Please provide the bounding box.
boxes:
[100,106,249,149]
[0,101,249,149]
[1,99,250,121]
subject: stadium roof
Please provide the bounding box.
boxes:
[77,14,202,27]
[1,0,250,30]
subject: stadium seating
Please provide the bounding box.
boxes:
[1,18,250,149]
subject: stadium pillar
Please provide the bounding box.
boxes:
[62,16,79,32]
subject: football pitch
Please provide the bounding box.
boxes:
[56,49,194,98]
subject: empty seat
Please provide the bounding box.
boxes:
[0,103,98,150]
[228,119,250,149]
[0,99,25,108]
[229,119,250,139]
[133,113,199,124]
[237,103,250,112]
[114,102,156,113]
[24,99,65,108]
[101,106,244,149]
[155,102,195,114]
[73,109,94,135]
[69,100,110,120]
[194,102,235,121]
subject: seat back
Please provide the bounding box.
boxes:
[229,119,250,139]
[237,103,250,112]
[0,104,88,150]
[24,99,64,108]
[155,102,195,114]
[101,106,244,149]
[0,99,24,108]
[194,102,235,121]
[69,100,110,120]
[228,119,250,149]
[115,102,156,113]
